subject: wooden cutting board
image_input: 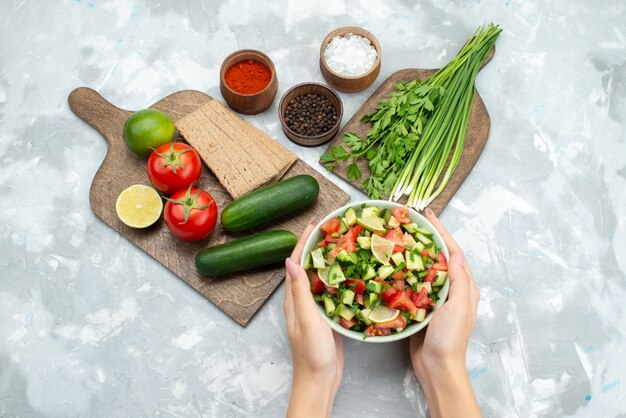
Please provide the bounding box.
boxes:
[323,49,495,215]
[68,87,349,326]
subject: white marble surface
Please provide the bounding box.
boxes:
[1,0,625,417]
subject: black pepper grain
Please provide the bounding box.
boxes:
[284,94,337,137]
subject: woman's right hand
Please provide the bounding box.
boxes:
[410,208,481,418]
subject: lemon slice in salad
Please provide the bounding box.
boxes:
[371,234,395,264]
[317,267,339,288]
[355,216,386,233]
[116,184,163,228]
[368,305,399,324]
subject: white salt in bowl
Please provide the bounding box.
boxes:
[300,200,450,343]
[319,26,382,93]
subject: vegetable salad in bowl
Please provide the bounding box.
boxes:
[301,201,449,342]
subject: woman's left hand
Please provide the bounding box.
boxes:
[284,218,344,418]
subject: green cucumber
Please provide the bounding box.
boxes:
[220,175,320,232]
[341,289,355,305]
[434,270,448,287]
[361,206,381,219]
[381,208,392,224]
[362,265,377,281]
[386,216,401,229]
[311,248,326,269]
[403,234,417,250]
[327,263,346,285]
[416,232,432,245]
[339,218,350,234]
[405,250,425,271]
[357,236,371,250]
[343,207,357,226]
[391,252,405,266]
[378,264,395,280]
[195,230,297,276]
[364,293,378,309]
[337,303,355,320]
[303,252,313,270]
[324,296,336,317]
[366,280,383,294]
[358,308,372,325]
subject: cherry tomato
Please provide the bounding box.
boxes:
[147,142,202,195]
[164,186,217,241]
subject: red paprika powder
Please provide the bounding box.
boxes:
[224,59,272,94]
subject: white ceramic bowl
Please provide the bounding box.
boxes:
[300,200,450,343]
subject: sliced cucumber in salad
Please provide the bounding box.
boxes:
[307,204,449,339]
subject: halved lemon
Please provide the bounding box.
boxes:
[355,216,386,234]
[371,234,395,264]
[115,184,163,228]
[368,305,399,324]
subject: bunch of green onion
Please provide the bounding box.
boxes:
[320,23,502,210]
[392,24,501,209]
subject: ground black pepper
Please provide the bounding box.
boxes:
[283,94,337,136]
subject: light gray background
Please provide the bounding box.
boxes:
[1,0,625,417]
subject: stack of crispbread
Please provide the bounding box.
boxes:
[176,100,297,199]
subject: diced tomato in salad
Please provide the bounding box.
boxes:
[392,207,411,224]
[308,205,447,339]
[308,271,325,295]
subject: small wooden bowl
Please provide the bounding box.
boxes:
[320,26,382,93]
[220,49,278,115]
[278,82,343,147]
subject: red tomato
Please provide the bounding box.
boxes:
[393,279,405,291]
[374,315,407,329]
[385,228,406,252]
[325,232,340,243]
[308,271,324,295]
[424,269,437,283]
[421,249,430,258]
[317,239,329,248]
[432,251,448,271]
[380,288,397,303]
[329,228,358,260]
[147,142,201,195]
[325,285,338,295]
[164,186,217,241]
[365,324,391,337]
[388,290,418,316]
[353,225,363,234]
[346,279,366,294]
[413,288,435,309]
[392,270,407,281]
[392,206,411,224]
[355,293,364,305]
[340,317,357,330]
[343,228,359,244]
[320,217,341,233]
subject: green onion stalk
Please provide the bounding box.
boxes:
[391,24,501,209]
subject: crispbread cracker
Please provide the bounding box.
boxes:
[207,100,297,179]
[176,103,277,198]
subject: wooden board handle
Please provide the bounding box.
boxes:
[68,87,129,147]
